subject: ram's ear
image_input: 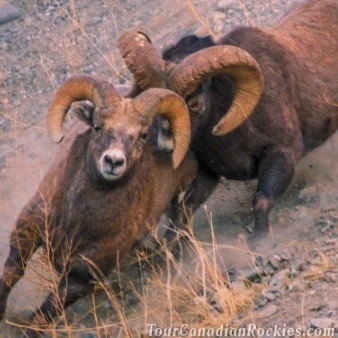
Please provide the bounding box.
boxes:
[186,82,209,114]
[70,100,95,126]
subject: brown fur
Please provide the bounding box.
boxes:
[0,112,197,332]
[157,0,338,234]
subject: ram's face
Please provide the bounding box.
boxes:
[157,84,210,154]
[73,101,151,182]
[47,76,191,177]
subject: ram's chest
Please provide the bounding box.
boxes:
[48,187,144,257]
[192,130,260,180]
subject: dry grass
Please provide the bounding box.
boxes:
[1,1,330,337]
[4,216,261,337]
[300,250,332,281]
[185,0,216,38]
[0,177,262,338]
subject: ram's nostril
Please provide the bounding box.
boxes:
[163,148,173,155]
[103,154,125,169]
[104,155,113,165]
[114,158,124,167]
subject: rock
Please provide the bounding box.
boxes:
[24,16,33,26]
[194,26,210,37]
[319,222,332,234]
[86,16,102,26]
[310,318,338,330]
[269,269,289,291]
[0,155,5,171]
[317,211,338,233]
[193,296,206,306]
[280,252,291,262]
[310,304,328,312]
[210,298,224,313]
[263,262,277,276]
[255,295,268,308]
[268,259,280,270]
[214,12,226,20]
[228,267,238,276]
[324,272,337,283]
[326,310,337,318]
[255,255,264,266]
[290,261,302,278]
[325,238,337,245]
[257,304,278,319]
[238,266,265,283]
[273,254,282,261]
[140,334,151,338]
[209,291,226,313]
[0,114,11,133]
[131,19,142,26]
[231,280,247,291]
[213,19,224,34]
[269,254,283,268]
[81,333,96,338]
[298,186,319,207]
[262,289,276,301]
[244,224,254,234]
[216,0,236,12]
[287,281,303,293]
[0,4,21,25]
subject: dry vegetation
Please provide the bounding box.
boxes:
[0,1,266,336]
[1,0,338,337]
[5,220,264,337]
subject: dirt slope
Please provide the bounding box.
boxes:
[1,0,338,337]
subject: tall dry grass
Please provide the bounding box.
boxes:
[5,210,262,337]
[0,1,290,337]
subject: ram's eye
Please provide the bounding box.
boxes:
[93,124,102,132]
[141,132,148,140]
[189,100,202,112]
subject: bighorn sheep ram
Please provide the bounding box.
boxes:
[0,75,197,332]
[118,0,338,235]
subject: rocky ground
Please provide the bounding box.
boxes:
[1,0,338,337]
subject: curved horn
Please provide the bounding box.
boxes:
[118,27,173,92]
[47,75,122,143]
[168,46,264,136]
[133,88,190,169]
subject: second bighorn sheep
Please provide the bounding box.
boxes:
[0,75,197,333]
[118,0,338,235]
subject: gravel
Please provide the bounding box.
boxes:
[257,304,279,319]
[2,0,338,337]
[0,4,20,25]
[310,317,338,330]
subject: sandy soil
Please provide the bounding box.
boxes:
[1,0,338,337]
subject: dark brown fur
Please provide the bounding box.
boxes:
[0,118,197,332]
[160,0,338,234]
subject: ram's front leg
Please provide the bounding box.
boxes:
[253,146,296,236]
[165,162,220,243]
[25,260,95,337]
[0,214,41,321]
[26,276,93,337]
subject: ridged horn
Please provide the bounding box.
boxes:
[168,45,264,136]
[118,27,173,93]
[47,75,122,143]
[133,88,190,169]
